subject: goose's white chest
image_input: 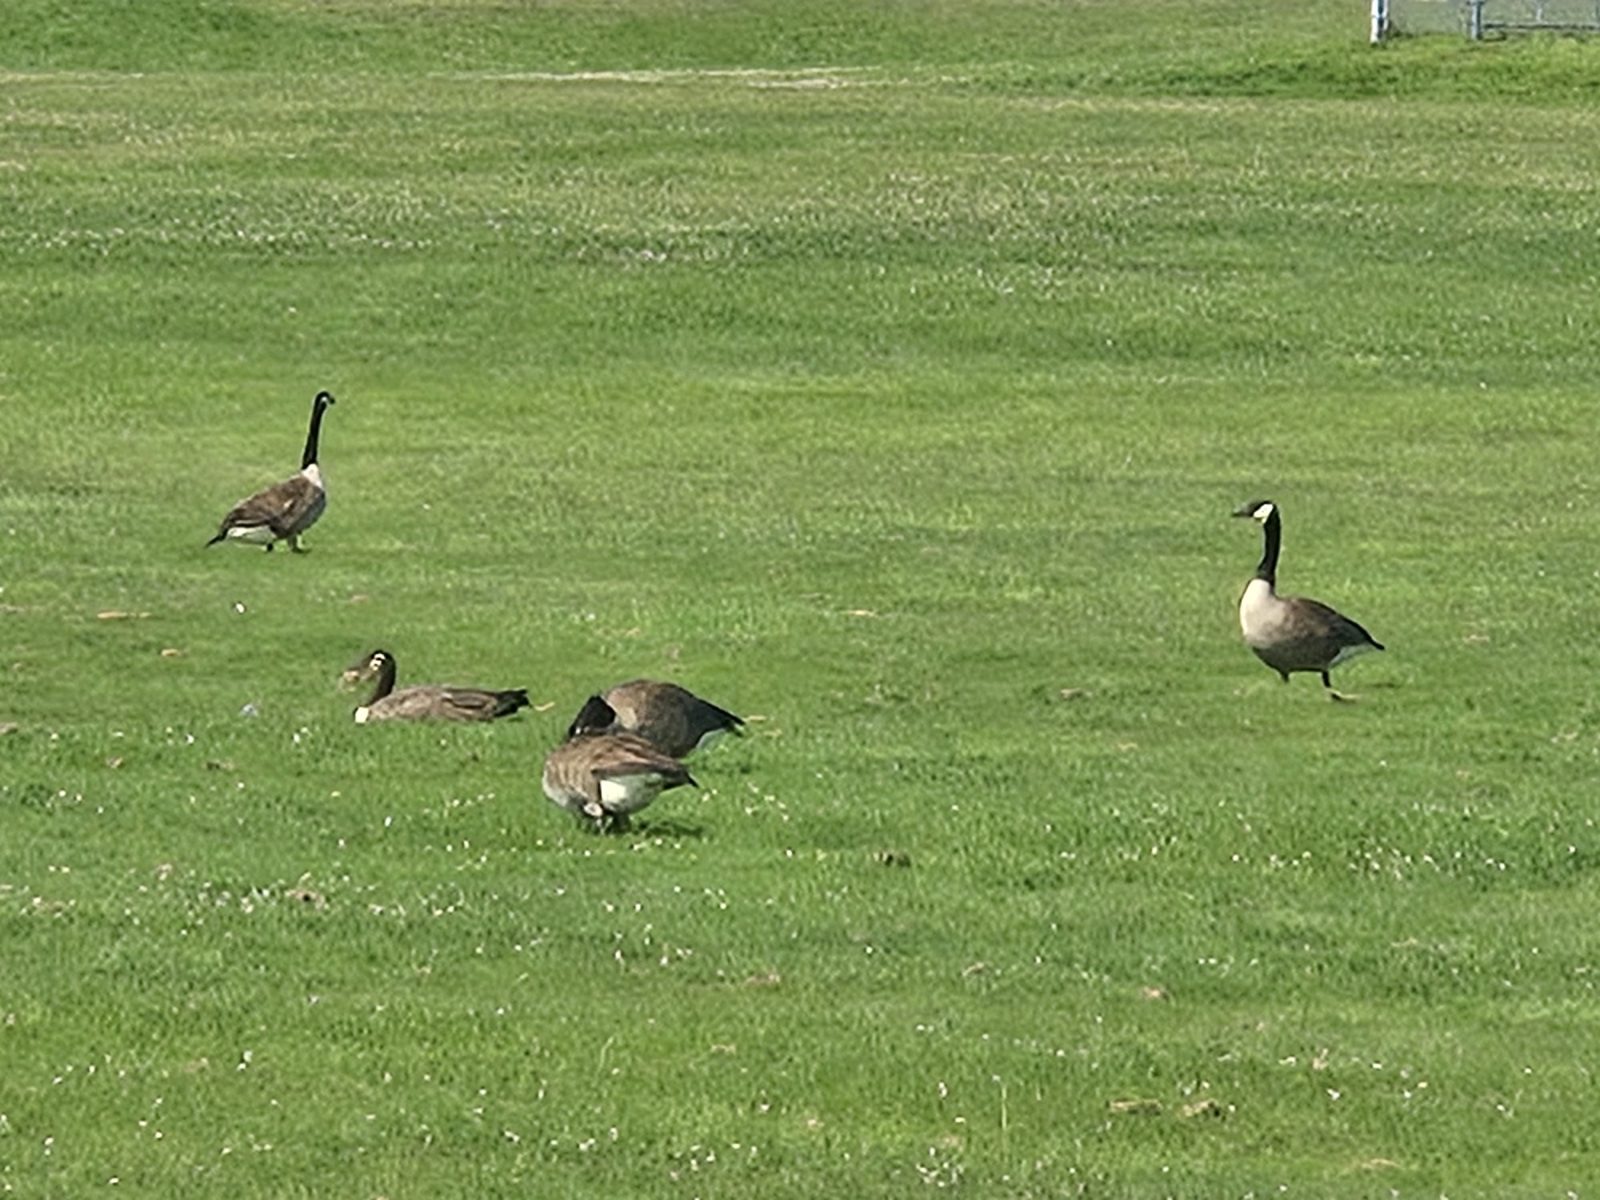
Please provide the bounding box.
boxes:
[1238,578,1287,648]
[596,773,664,817]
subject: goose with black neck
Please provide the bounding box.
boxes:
[1233,499,1384,700]
[207,390,335,553]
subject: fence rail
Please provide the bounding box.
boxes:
[1372,0,1600,40]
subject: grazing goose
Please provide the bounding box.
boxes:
[543,697,698,832]
[575,679,743,759]
[340,648,529,724]
[1233,499,1384,698]
[207,390,335,552]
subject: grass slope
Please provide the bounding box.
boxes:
[4,2,1600,1196]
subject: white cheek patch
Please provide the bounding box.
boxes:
[1252,502,1275,521]
[353,707,370,724]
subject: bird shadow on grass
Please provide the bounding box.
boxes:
[630,817,707,840]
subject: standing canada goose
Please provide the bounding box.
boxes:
[1233,499,1384,698]
[543,697,698,832]
[340,648,529,723]
[577,679,743,759]
[207,390,335,552]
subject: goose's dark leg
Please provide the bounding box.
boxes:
[1323,670,1356,703]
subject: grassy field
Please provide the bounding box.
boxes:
[4,1,1600,1195]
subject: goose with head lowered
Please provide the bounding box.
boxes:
[340,648,530,724]
[579,679,743,759]
[1233,499,1384,699]
[207,390,335,552]
[542,695,698,833]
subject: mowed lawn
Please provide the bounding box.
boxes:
[3,2,1600,1195]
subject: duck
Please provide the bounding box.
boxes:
[1233,499,1384,698]
[570,679,743,758]
[207,390,335,552]
[542,696,698,832]
[340,648,529,723]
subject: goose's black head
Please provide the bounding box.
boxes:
[567,694,619,739]
[314,390,336,408]
[339,648,390,688]
[1232,499,1277,523]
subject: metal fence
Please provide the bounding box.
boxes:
[1372,0,1600,39]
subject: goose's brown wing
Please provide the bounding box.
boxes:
[434,686,529,721]
[603,680,743,758]
[364,686,441,721]
[1258,595,1383,673]
[682,693,744,738]
[215,473,323,540]
[368,685,527,722]
[1288,596,1383,652]
[589,738,697,791]
[584,733,697,817]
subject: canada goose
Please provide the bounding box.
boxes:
[340,648,529,724]
[207,390,335,552]
[573,679,743,758]
[1233,499,1384,698]
[543,697,698,832]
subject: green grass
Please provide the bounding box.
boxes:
[5,2,1600,1195]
